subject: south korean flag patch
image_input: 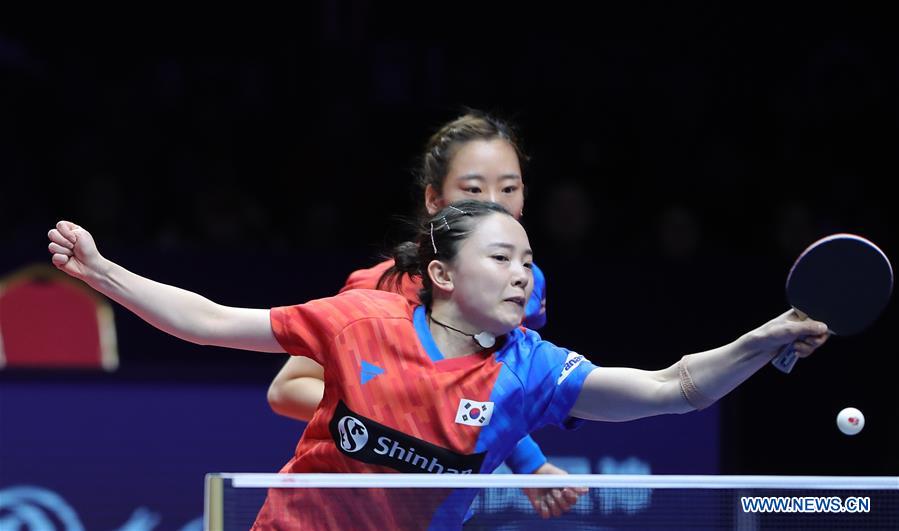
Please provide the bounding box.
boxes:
[455,399,494,427]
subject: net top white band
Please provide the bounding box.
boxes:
[214,473,899,490]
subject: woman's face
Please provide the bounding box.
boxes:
[444,212,533,335]
[427,139,525,219]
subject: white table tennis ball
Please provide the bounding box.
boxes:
[836,407,865,436]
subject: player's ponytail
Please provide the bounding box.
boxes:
[377,241,421,296]
[378,200,513,309]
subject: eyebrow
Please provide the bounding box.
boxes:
[454,173,522,182]
[488,242,533,257]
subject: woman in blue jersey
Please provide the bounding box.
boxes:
[47,200,829,529]
[265,110,577,518]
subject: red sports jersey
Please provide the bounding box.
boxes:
[254,271,587,530]
[254,289,503,529]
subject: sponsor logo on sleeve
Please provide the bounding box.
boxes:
[557,352,586,384]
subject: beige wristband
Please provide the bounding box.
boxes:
[678,357,716,410]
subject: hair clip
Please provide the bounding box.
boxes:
[430,222,438,254]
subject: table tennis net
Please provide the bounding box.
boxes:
[205,473,899,530]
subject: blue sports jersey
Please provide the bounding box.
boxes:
[523,262,547,330]
[255,290,598,530]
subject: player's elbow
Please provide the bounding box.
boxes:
[267,380,289,414]
[267,378,320,421]
[659,367,719,415]
[654,371,697,416]
[177,302,235,347]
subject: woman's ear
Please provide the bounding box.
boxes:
[424,184,444,215]
[426,259,454,294]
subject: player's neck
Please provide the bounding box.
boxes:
[428,306,487,359]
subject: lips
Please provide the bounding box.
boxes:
[504,296,525,307]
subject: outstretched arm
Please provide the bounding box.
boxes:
[48,220,284,353]
[570,310,829,421]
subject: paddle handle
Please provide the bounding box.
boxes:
[771,309,807,374]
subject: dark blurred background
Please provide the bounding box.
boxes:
[1,5,896,529]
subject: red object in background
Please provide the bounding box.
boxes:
[0,264,118,370]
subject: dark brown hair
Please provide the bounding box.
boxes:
[379,200,514,308]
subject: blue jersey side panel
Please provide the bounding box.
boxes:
[523,262,547,330]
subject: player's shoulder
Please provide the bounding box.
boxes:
[333,288,414,319]
[341,258,422,306]
[497,328,573,370]
[340,259,395,292]
[496,327,540,364]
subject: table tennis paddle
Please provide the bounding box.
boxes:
[771,233,893,373]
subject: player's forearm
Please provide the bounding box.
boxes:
[572,335,769,421]
[675,334,772,410]
[574,314,827,420]
[85,257,229,346]
[267,377,325,421]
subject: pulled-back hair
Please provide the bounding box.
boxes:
[378,200,514,308]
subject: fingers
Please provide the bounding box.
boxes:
[799,333,830,348]
[769,318,828,344]
[561,486,586,504]
[777,308,799,321]
[525,486,586,519]
[48,228,74,249]
[536,497,550,519]
[526,489,558,519]
[522,488,547,518]
[48,241,74,270]
[771,308,827,335]
[51,253,70,267]
[56,221,80,244]
[538,493,559,519]
[792,333,831,358]
[48,242,72,257]
[786,319,828,337]
[543,488,580,518]
[553,487,576,516]
[803,321,829,336]
[548,488,565,517]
